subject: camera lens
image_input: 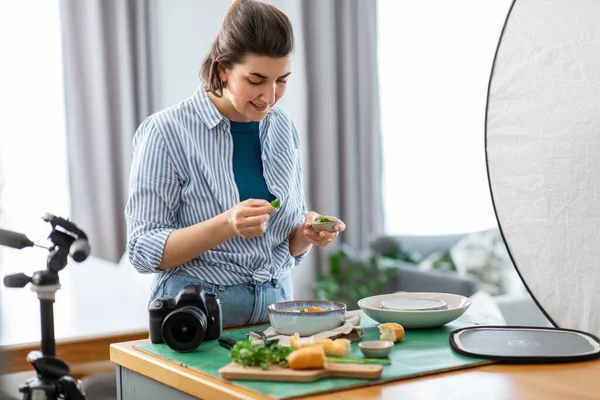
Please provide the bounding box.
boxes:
[161,306,207,353]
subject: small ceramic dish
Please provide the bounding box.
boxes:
[358,340,394,358]
[312,217,340,232]
[267,300,346,336]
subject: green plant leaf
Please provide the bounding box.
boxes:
[317,243,408,306]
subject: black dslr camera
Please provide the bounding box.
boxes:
[149,284,222,352]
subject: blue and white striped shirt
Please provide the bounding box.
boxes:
[125,85,308,293]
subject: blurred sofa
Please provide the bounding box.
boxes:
[370,232,552,327]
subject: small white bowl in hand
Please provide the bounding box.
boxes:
[312,217,340,232]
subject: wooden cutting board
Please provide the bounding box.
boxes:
[219,362,383,382]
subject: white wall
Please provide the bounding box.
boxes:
[150,0,315,299]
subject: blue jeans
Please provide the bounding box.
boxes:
[149,271,294,329]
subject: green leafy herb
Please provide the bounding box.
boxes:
[271,199,281,208]
[229,339,293,370]
[300,307,307,312]
[318,216,333,223]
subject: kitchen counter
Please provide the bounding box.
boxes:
[110,337,600,400]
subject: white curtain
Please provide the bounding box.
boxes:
[60,0,158,261]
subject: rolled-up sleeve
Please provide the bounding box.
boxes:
[289,119,311,267]
[125,117,181,273]
[293,211,310,266]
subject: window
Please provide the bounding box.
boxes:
[378,1,513,235]
[0,0,70,275]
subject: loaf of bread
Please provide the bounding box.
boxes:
[315,338,351,357]
[290,333,352,357]
[378,322,405,342]
[287,346,326,370]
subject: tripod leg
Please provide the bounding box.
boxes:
[18,377,58,400]
[59,376,86,400]
[18,377,36,400]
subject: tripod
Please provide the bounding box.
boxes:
[2,214,90,400]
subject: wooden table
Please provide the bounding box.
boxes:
[110,338,600,400]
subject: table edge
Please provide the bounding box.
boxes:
[111,340,273,400]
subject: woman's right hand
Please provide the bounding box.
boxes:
[226,199,277,238]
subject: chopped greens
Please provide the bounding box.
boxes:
[229,339,293,370]
[271,199,281,208]
[318,216,333,223]
[300,307,307,312]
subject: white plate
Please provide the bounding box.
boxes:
[358,292,472,329]
[380,298,448,311]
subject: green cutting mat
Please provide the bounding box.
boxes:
[135,314,491,399]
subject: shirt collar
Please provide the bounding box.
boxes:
[191,85,225,129]
[191,84,278,130]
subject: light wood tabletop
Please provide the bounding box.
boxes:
[110,339,600,400]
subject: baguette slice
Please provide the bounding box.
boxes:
[378,322,405,343]
[287,346,326,370]
[290,333,315,349]
[315,338,352,357]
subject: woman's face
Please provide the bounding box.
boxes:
[219,55,291,122]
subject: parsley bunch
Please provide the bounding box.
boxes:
[230,339,293,370]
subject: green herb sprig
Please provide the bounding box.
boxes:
[229,339,293,370]
[271,199,281,208]
[318,216,333,223]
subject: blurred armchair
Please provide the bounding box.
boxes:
[370,232,551,327]
[370,233,479,297]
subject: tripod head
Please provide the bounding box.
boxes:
[1,214,90,400]
[2,213,90,279]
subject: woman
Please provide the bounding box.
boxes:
[125,0,345,328]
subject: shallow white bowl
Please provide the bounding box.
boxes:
[358,292,472,329]
[267,300,346,336]
[380,298,448,311]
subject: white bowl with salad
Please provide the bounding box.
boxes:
[267,300,346,336]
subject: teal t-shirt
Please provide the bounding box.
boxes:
[229,120,276,203]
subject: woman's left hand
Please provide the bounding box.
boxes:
[303,211,346,247]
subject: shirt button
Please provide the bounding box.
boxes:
[261,155,267,160]
[271,185,277,191]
